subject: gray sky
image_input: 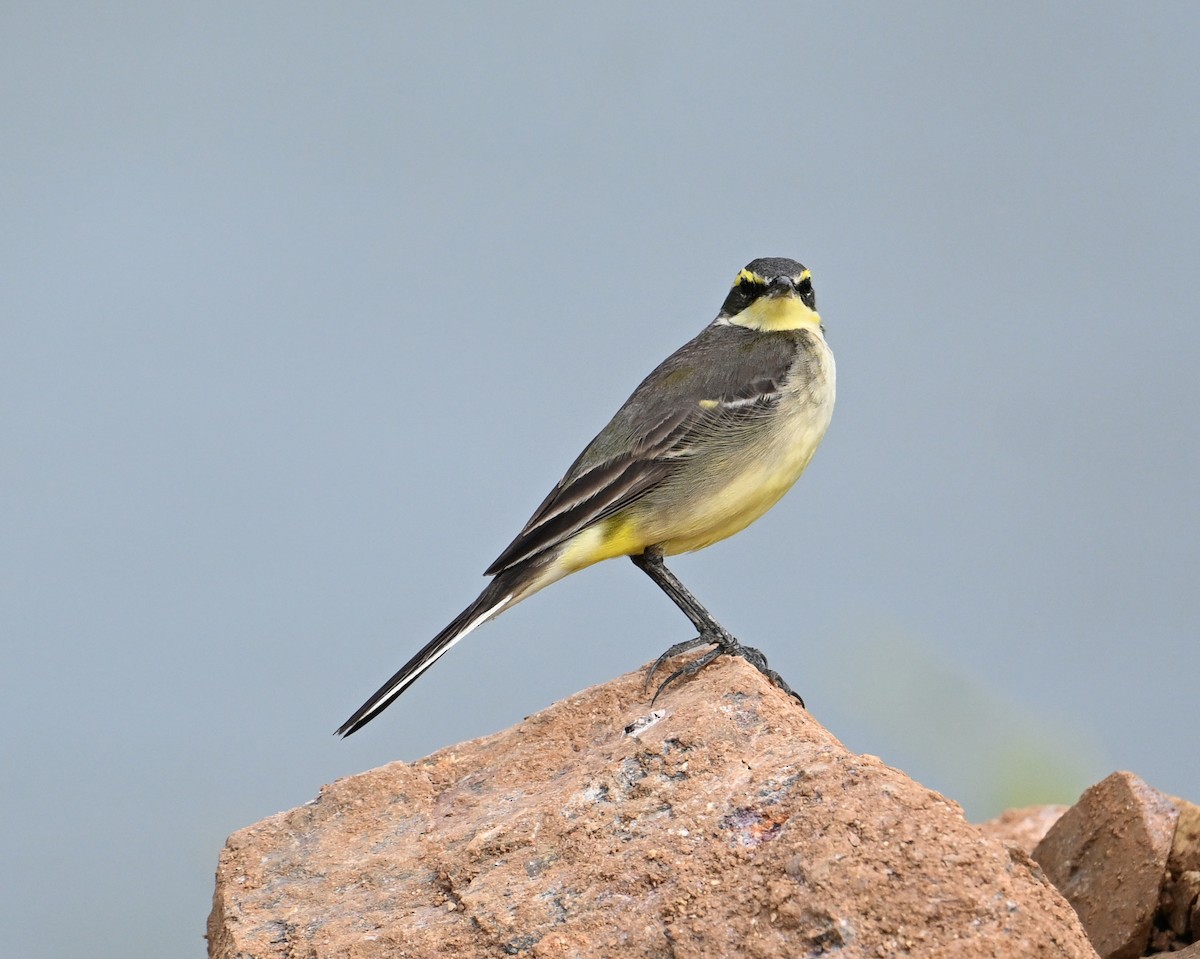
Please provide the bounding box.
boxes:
[4,4,1198,956]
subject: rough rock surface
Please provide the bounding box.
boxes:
[1148,943,1200,959]
[1033,772,1179,959]
[1152,796,1200,953]
[978,804,1068,855]
[209,657,1098,958]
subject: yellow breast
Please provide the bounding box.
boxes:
[559,330,835,569]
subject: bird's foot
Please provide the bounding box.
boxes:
[643,635,716,694]
[644,630,805,707]
[730,643,805,707]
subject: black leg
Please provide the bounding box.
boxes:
[630,547,733,639]
[630,548,805,707]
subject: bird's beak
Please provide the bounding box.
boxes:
[766,275,798,297]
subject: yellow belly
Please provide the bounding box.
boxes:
[556,332,835,574]
[558,416,827,570]
[655,451,815,554]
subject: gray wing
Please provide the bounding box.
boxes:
[484,324,799,575]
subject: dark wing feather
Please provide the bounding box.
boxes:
[484,324,799,575]
[483,409,690,573]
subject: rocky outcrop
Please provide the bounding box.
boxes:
[1024,773,1200,959]
[1033,772,1177,959]
[209,656,1097,958]
[1159,795,1200,954]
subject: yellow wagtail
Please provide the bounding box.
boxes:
[337,257,835,736]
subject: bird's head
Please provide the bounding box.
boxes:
[717,257,820,332]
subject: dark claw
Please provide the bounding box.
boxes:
[631,551,804,707]
[644,634,806,708]
[643,635,710,692]
[650,644,724,704]
[727,644,806,707]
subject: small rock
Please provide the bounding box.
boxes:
[1170,796,1200,874]
[1165,870,1200,940]
[977,804,1068,855]
[1033,771,1179,959]
[1146,941,1200,959]
[1152,796,1200,951]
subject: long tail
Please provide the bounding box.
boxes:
[335,568,530,737]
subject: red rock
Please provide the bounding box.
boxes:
[1152,796,1200,951]
[1033,771,1179,959]
[209,657,1098,958]
[978,804,1069,855]
[1147,942,1200,959]
[1170,795,1200,874]
[1162,870,1200,942]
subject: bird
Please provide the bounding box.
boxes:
[336,256,836,736]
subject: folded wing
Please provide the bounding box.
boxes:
[485,325,797,575]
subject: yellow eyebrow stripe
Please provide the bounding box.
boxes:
[733,267,811,288]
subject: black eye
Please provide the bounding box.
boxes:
[796,276,815,308]
[738,277,761,296]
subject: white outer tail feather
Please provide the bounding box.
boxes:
[350,592,514,727]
